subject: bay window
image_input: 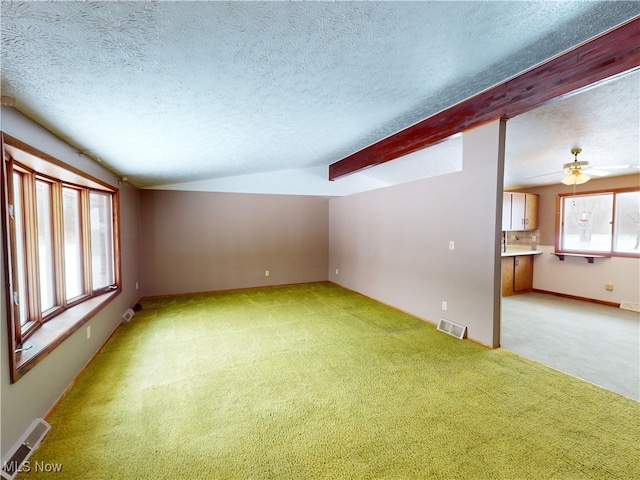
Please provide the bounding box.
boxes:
[2,134,121,382]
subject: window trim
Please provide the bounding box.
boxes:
[2,133,121,382]
[555,186,640,259]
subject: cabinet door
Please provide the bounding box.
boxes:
[524,194,538,230]
[502,193,512,231]
[510,193,526,230]
[501,257,514,296]
[514,255,533,292]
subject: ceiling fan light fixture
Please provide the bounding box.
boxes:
[561,171,590,185]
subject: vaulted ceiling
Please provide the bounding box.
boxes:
[1,1,639,195]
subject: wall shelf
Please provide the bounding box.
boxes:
[553,253,611,264]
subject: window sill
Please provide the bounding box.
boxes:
[553,252,611,264]
[13,290,120,381]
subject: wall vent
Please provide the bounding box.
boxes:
[620,301,640,313]
[437,318,467,340]
[1,418,51,480]
[121,308,135,322]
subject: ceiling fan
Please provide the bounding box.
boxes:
[560,148,606,185]
[559,148,640,185]
[524,147,639,187]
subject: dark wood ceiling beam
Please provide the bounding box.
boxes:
[329,17,640,181]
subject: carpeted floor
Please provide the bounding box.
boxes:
[20,283,640,479]
[501,292,640,401]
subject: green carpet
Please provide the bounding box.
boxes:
[21,282,639,479]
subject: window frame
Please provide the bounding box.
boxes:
[2,133,121,382]
[556,186,640,259]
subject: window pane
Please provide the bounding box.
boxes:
[35,180,56,311]
[62,187,84,299]
[614,191,640,254]
[561,194,613,252]
[89,192,114,289]
[12,173,28,327]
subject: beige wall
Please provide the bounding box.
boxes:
[329,120,506,347]
[511,174,640,303]
[138,190,329,297]
[0,108,141,459]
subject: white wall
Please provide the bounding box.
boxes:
[329,120,506,347]
[0,107,141,459]
[533,246,640,304]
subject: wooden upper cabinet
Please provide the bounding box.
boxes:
[503,193,538,231]
[502,193,512,231]
[510,193,526,229]
[523,194,538,230]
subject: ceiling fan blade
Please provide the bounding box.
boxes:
[603,164,640,170]
[526,170,564,180]
[536,164,638,180]
[589,169,610,177]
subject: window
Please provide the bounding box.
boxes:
[89,191,115,290]
[12,171,28,328]
[2,134,121,382]
[557,187,640,257]
[36,179,56,312]
[615,190,640,253]
[63,186,84,300]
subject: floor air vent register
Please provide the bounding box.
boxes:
[437,318,467,340]
[620,301,640,313]
[1,418,51,480]
[121,307,135,322]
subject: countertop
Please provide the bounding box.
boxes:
[501,250,542,257]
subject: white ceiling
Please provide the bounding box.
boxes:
[1,1,639,195]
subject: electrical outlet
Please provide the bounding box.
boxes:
[442,301,448,311]
[265,270,269,277]
[605,283,614,291]
[449,241,455,250]
[335,268,339,275]
[135,282,139,290]
[86,326,91,339]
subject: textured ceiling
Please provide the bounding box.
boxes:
[1,1,639,193]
